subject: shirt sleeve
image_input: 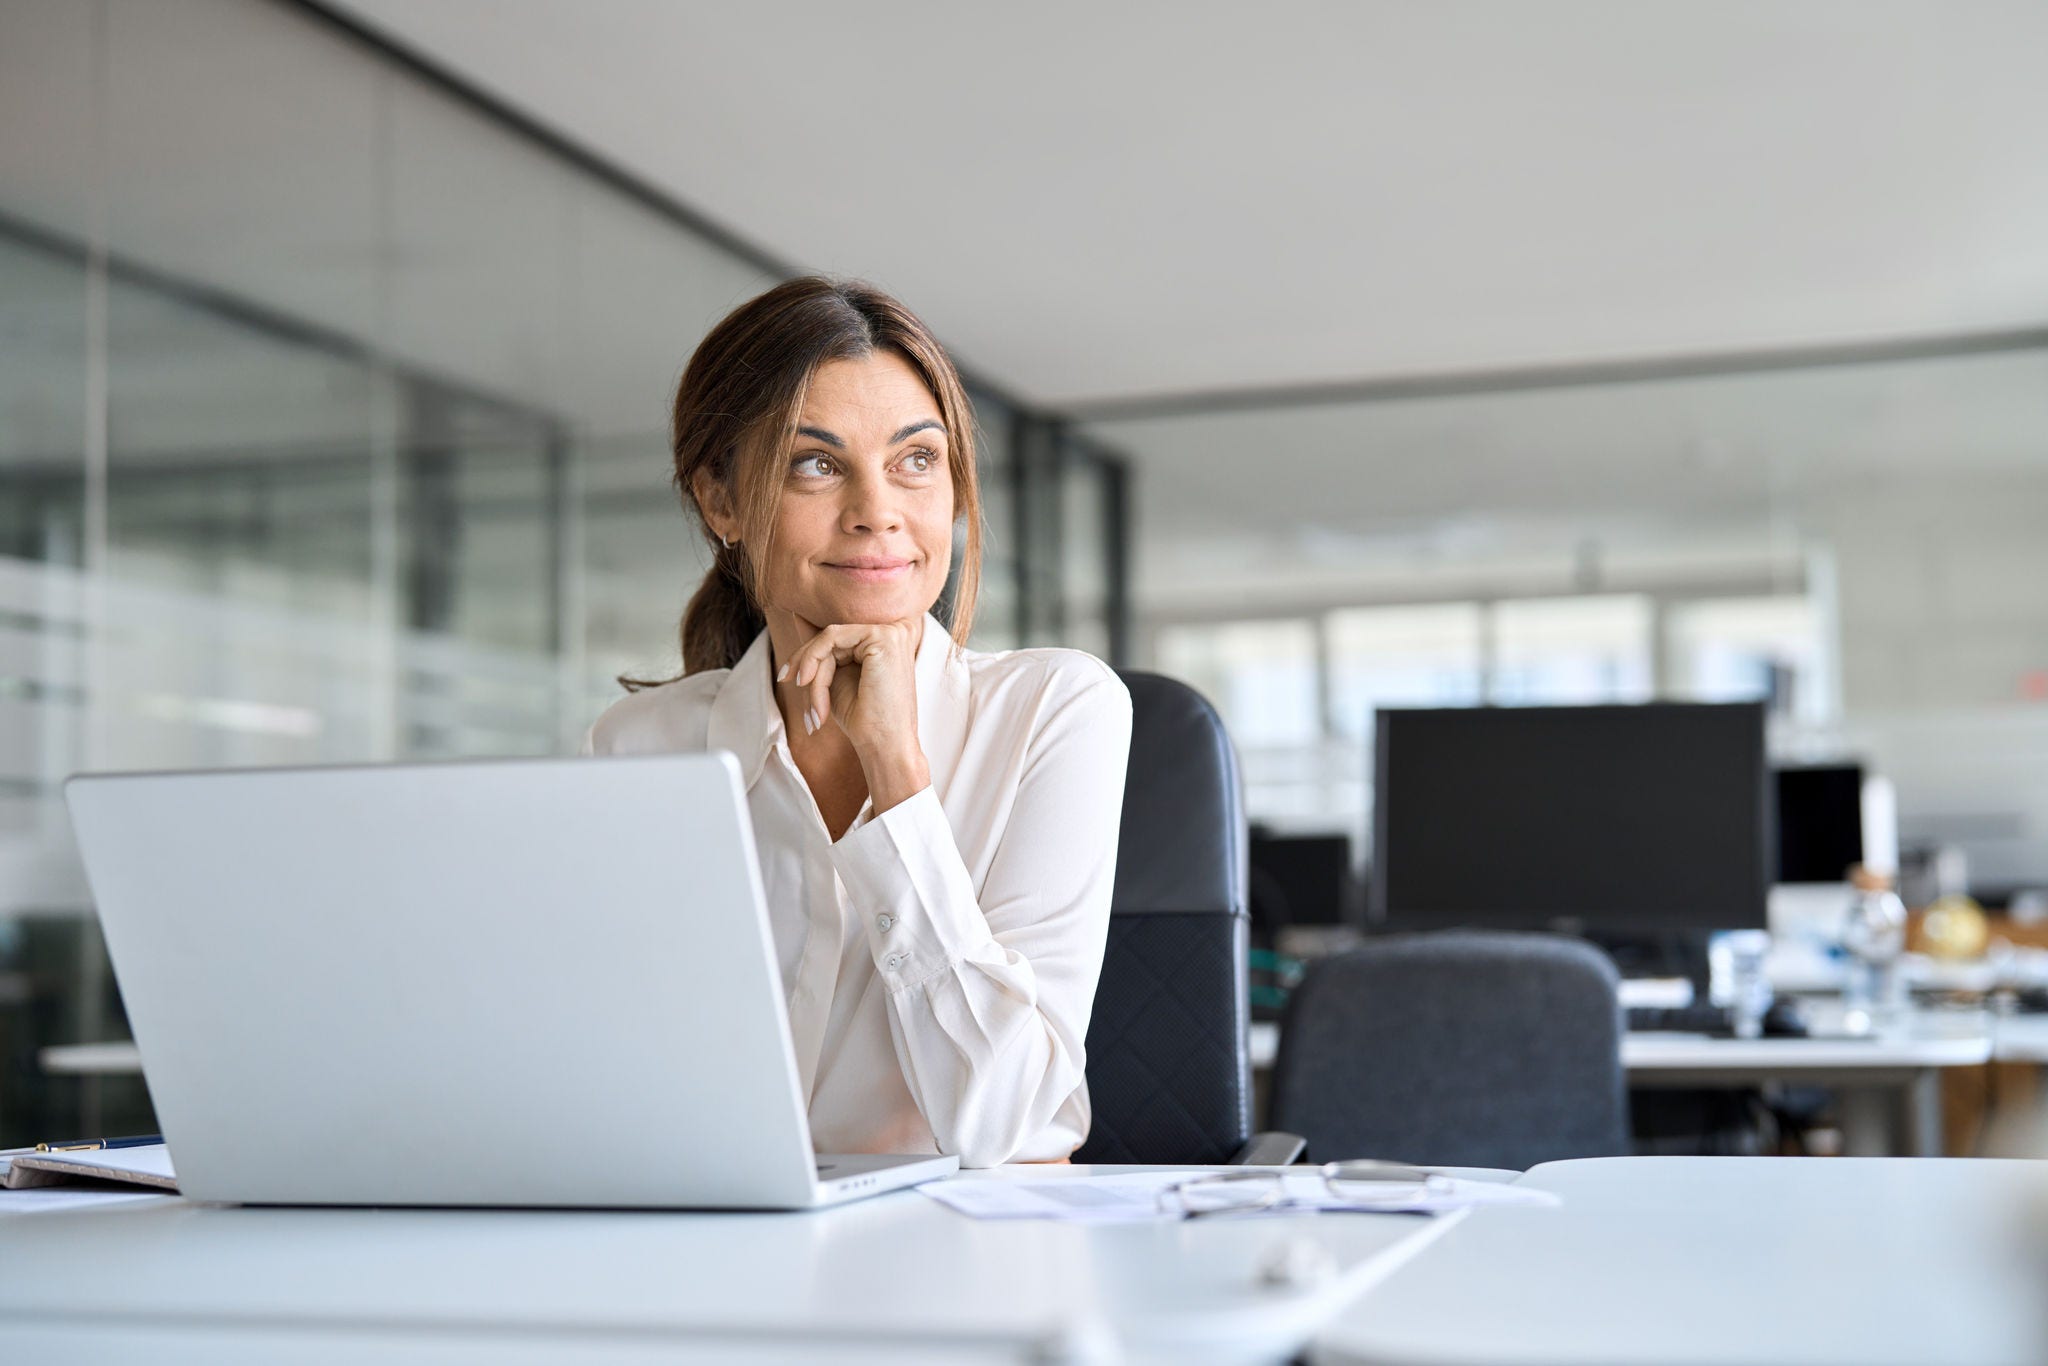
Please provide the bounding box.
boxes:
[826,659,1132,1167]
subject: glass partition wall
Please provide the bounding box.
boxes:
[0,0,1131,1144]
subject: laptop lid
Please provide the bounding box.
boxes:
[65,753,826,1208]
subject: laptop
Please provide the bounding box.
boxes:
[62,752,958,1208]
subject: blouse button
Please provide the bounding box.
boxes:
[876,913,896,935]
[885,951,909,971]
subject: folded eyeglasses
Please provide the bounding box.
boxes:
[1157,1160,1450,1219]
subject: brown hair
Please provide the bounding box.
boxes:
[621,277,983,689]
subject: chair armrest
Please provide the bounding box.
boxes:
[1229,1131,1307,1165]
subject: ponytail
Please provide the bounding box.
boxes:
[679,544,764,677]
[617,542,762,693]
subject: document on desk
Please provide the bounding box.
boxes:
[923,1170,1560,1223]
[1,1143,177,1192]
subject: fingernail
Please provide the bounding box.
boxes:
[776,664,789,683]
[805,708,817,734]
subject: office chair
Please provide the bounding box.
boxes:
[1073,671,1305,1166]
[1270,930,1629,1169]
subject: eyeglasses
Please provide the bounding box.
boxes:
[1157,1160,1449,1219]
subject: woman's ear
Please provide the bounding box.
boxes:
[690,468,738,544]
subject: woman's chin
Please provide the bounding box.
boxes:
[798,584,935,627]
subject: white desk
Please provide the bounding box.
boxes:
[1314,1155,2048,1366]
[1624,1005,1993,1156]
[0,1165,1463,1366]
[1252,1009,1996,1156]
[1992,1012,2048,1065]
[8,1159,2046,1365]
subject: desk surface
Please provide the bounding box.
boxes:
[1993,1012,2048,1064]
[9,1158,2046,1365]
[0,1165,1458,1366]
[1314,1156,2048,1366]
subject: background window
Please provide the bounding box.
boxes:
[1489,594,1654,705]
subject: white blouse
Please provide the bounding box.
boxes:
[579,613,1133,1167]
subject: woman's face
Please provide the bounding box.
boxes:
[753,350,956,629]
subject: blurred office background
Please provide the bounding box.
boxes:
[2,0,2045,1144]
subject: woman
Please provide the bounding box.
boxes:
[582,277,1132,1168]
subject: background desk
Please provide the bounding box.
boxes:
[0,1164,1463,1366]
[1993,1012,2048,1065]
[1314,1156,2048,1366]
[1251,1010,1997,1156]
[1623,1019,1992,1157]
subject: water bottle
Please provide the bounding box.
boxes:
[1712,929,1774,1039]
[1840,865,1907,1033]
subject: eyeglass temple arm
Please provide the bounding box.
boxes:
[1228,1130,1307,1165]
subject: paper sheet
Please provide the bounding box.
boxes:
[922,1169,1560,1222]
[1,1143,177,1191]
[0,1187,170,1216]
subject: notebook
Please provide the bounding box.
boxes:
[2,1144,178,1192]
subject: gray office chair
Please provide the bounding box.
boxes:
[1270,930,1628,1169]
[1074,671,1304,1166]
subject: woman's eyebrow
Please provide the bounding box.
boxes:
[795,420,946,449]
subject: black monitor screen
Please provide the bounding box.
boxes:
[1775,764,1863,884]
[1249,832,1354,928]
[1373,702,1770,932]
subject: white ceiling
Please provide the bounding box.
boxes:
[327,0,2048,410]
[8,0,2045,615]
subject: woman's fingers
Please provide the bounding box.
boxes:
[781,620,914,737]
[786,627,860,733]
[808,655,837,731]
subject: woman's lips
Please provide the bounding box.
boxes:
[824,558,914,583]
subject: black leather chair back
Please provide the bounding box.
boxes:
[1074,671,1252,1164]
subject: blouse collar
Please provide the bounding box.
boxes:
[705,611,972,793]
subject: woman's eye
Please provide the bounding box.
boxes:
[903,449,938,474]
[791,454,835,478]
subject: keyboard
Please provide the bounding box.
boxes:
[1627,1002,1809,1037]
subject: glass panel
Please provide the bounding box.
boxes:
[1061,451,1112,660]
[0,235,89,898]
[101,279,387,773]
[394,389,561,758]
[0,0,1124,1149]
[0,0,110,1147]
[963,387,1017,651]
[565,192,772,713]
[577,431,703,707]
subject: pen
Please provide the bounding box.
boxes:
[33,1133,163,1153]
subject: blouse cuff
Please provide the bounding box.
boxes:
[829,785,990,991]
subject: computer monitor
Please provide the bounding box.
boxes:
[1774,764,1865,885]
[1248,830,1356,930]
[1372,701,1770,935]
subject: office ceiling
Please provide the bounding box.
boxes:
[318,0,2048,608]
[325,0,2048,412]
[8,1,2044,612]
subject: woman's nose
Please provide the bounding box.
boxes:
[841,477,903,533]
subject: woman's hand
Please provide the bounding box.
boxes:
[777,616,931,809]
